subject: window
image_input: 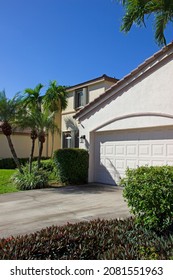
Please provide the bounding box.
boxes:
[74,87,88,109]
[62,130,79,148]
[62,131,72,148]
[77,89,84,107]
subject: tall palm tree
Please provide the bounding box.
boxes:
[0,90,23,173]
[20,83,44,172]
[23,83,44,112]
[118,0,173,46]
[43,81,68,156]
[43,81,68,112]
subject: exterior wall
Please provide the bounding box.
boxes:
[0,132,47,158]
[77,53,173,182]
[62,92,74,114]
[47,111,61,156]
[61,80,116,145]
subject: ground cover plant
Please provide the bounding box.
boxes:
[0,217,173,260]
[0,169,17,194]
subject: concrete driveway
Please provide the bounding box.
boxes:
[0,184,130,238]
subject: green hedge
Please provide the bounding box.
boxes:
[1,218,173,260]
[121,165,173,231]
[54,148,89,184]
[0,157,50,169]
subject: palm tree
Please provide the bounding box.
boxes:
[0,90,23,173]
[34,110,58,169]
[118,0,173,46]
[43,81,68,156]
[15,110,38,173]
[20,83,44,172]
[23,83,44,111]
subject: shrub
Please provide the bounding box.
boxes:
[0,157,50,169]
[0,218,173,260]
[12,164,49,190]
[54,148,89,184]
[32,159,55,172]
[121,166,173,231]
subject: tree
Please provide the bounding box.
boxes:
[43,81,68,156]
[23,83,44,112]
[18,84,44,173]
[118,0,173,46]
[15,110,38,173]
[0,90,23,173]
[34,110,58,169]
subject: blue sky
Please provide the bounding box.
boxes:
[0,0,172,98]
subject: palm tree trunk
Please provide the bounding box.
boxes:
[37,141,43,170]
[29,138,35,173]
[6,135,23,174]
[51,129,55,158]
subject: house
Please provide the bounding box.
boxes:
[74,42,173,185]
[0,75,118,159]
[61,74,118,148]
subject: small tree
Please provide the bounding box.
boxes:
[35,110,58,169]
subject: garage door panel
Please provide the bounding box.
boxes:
[167,144,173,156]
[152,144,165,156]
[126,145,137,156]
[94,127,173,185]
[138,159,150,166]
[105,145,114,155]
[139,144,150,156]
[115,145,125,155]
[126,159,137,169]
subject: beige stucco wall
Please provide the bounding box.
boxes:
[47,111,61,156]
[0,132,47,158]
[61,80,116,133]
[79,54,173,137]
[0,112,61,159]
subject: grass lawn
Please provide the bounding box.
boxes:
[0,170,18,194]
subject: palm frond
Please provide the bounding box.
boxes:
[154,11,169,45]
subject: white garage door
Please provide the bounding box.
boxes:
[94,127,173,185]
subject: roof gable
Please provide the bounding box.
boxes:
[67,74,118,92]
[74,42,173,120]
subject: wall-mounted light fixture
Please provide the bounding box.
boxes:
[80,135,86,143]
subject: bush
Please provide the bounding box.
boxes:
[32,159,55,172]
[54,148,89,184]
[12,164,49,190]
[0,218,173,260]
[0,157,50,169]
[121,166,173,231]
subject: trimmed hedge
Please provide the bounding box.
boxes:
[0,157,50,169]
[54,148,89,184]
[1,218,173,260]
[121,165,173,231]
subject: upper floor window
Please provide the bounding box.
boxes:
[77,89,84,107]
[74,87,88,109]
